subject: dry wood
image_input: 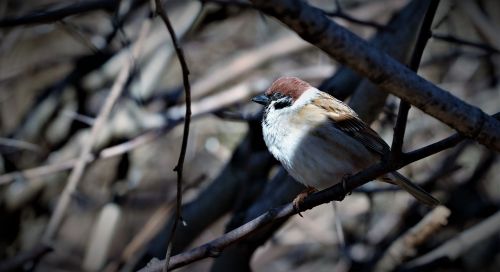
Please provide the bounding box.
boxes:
[42,18,152,243]
[374,206,451,272]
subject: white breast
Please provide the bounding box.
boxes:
[262,88,378,189]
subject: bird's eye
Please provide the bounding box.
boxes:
[271,93,284,100]
[273,97,292,109]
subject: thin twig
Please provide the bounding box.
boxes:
[0,244,52,272]
[374,206,451,272]
[0,77,264,186]
[390,101,410,160]
[41,18,151,244]
[0,130,163,186]
[0,0,120,27]
[432,33,500,54]
[391,0,437,159]
[202,0,388,29]
[324,10,388,30]
[200,0,252,8]
[154,1,192,271]
[0,137,42,153]
[323,0,387,29]
[403,210,500,270]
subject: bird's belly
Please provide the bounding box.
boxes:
[277,127,378,190]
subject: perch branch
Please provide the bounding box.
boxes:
[138,109,499,272]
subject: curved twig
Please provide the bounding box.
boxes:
[154,1,192,271]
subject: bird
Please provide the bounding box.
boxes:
[252,76,439,209]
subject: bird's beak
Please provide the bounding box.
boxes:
[252,94,270,105]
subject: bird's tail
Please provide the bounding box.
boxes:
[383,171,439,207]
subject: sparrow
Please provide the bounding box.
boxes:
[252,77,439,208]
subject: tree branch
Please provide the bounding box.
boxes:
[0,0,120,28]
[41,19,152,243]
[0,244,52,272]
[432,33,500,54]
[138,109,498,272]
[391,0,438,159]
[154,1,192,271]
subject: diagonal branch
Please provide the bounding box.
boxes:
[248,0,500,151]
[138,110,499,272]
[0,0,120,28]
[41,19,152,243]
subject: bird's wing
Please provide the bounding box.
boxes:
[312,93,390,156]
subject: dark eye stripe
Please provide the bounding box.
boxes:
[273,97,293,109]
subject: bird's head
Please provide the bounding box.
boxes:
[252,77,312,110]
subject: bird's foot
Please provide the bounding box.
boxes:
[293,187,317,217]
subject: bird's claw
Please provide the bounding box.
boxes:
[293,187,317,217]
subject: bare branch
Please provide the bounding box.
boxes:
[374,206,451,272]
[154,1,192,271]
[41,18,152,244]
[391,0,438,158]
[137,112,500,271]
[432,33,500,54]
[0,0,120,28]
[404,210,500,270]
[323,10,387,30]
[0,244,52,272]
[390,101,410,158]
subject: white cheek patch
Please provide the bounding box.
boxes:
[291,88,320,109]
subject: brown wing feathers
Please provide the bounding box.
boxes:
[313,93,390,156]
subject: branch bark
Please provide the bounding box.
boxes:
[41,19,152,243]
[0,0,120,27]
[154,0,192,270]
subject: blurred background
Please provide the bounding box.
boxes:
[0,0,499,271]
